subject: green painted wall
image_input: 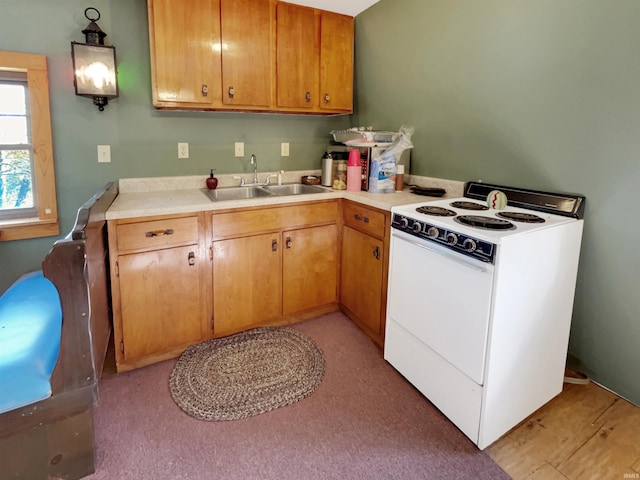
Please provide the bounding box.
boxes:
[0,0,350,292]
[355,0,640,404]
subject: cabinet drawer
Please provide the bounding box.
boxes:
[212,201,338,239]
[117,216,199,252]
[343,202,386,238]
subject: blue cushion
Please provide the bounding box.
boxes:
[0,271,62,414]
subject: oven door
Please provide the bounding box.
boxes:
[386,229,494,384]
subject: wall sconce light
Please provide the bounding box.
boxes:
[71,7,118,111]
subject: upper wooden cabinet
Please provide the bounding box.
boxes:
[276,2,316,109]
[319,11,354,112]
[148,0,222,107]
[147,0,353,114]
[221,0,273,107]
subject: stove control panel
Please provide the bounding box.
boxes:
[391,214,496,263]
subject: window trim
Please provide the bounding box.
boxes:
[0,51,59,241]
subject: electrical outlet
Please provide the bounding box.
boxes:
[235,142,244,157]
[178,142,189,159]
[281,142,290,157]
[97,145,111,163]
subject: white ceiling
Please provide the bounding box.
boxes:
[286,0,380,16]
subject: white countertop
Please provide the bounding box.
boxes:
[105,172,464,220]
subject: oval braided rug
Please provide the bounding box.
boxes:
[169,326,325,421]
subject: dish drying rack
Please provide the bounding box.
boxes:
[331,128,397,144]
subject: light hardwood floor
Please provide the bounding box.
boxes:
[487,379,640,480]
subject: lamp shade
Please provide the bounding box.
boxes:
[71,42,118,98]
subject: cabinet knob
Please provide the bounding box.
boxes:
[188,251,196,266]
[201,84,208,97]
[323,93,330,103]
[285,236,292,249]
[272,239,278,251]
[305,91,311,103]
[354,214,369,223]
[373,246,380,260]
[228,86,235,98]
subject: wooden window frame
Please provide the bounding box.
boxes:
[0,51,59,241]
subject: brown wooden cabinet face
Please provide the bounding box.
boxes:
[276,2,316,109]
[283,224,338,315]
[340,225,384,336]
[212,232,282,336]
[149,0,221,105]
[319,11,354,111]
[118,245,203,361]
[220,0,272,107]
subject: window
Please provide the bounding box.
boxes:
[0,51,58,241]
[1,73,37,219]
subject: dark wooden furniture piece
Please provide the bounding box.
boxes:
[0,182,117,479]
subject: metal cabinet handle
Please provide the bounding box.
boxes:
[145,228,174,237]
[354,214,369,223]
[201,84,208,97]
[305,91,311,103]
[188,251,195,266]
[323,93,330,103]
[228,86,235,98]
[272,239,278,251]
[373,246,380,260]
[285,236,292,249]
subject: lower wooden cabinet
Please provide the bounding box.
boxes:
[340,226,385,336]
[212,232,282,337]
[282,224,338,315]
[107,199,394,371]
[108,213,209,372]
[118,245,203,362]
[339,201,390,346]
[211,203,339,337]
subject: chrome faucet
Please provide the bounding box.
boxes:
[250,154,258,185]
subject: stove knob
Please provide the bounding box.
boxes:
[427,226,439,238]
[411,221,423,234]
[446,232,458,245]
[399,217,409,229]
[463,238,477,252]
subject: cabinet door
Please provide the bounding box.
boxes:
[213,232,281,336]
[149,0,221,105]
[340,226,384,336]
[118,245,203,361]
[283,224,338,315]
[276,2,316,109]
[220,0,272,107]
[319,11,354,112]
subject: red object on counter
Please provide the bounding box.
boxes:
[206,169,218,189]
[348,149,360,166]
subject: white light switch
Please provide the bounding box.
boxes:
[235,142,244,157]
[281,142,290,157]
[178,142,189,159]
[97,145,111,163]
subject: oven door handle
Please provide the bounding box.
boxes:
[394,234,487,273]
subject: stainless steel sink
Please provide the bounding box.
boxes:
[204,186,273,202]
[203,184,327,202]
[262,184,326,195]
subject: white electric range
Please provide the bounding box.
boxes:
[384,182,585,448]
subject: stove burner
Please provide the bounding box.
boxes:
[416,206,457,217]
[496,211,545,223]
[450,201,489,211]
[455,215,515,230]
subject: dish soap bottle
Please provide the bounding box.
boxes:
[206,169,218,190]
